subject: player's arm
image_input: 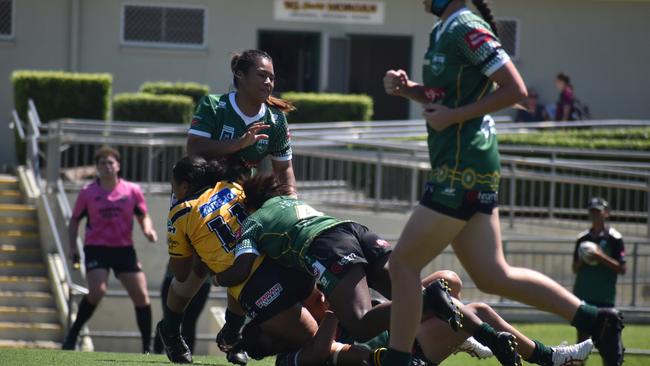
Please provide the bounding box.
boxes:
[133,186,157,242]
[186,126,268,159]
[268,113,297,196]
[272,159,297,197]
[167,206,194,281]
[383,70,430,104]
[572,240,583,273]
[213,219,263,287]
[68,189,89,262]
[594,238,626,274]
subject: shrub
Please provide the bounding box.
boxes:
[113,93,194,124]
[281,92,373,123]
[140,81,209,107]
[11,70,112,123]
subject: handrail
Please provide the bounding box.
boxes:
[12,101,89,331]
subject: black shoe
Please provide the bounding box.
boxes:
[490,332,521,366]
[157,320,192,364]
[216,324,242,352]
[593,308,624,366]
[61,330,79,350]
[153,325,164,354]
[226,346,249,366]
[422,279,462,331]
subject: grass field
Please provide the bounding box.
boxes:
[1,323,648,366]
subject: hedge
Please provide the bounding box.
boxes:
[281,92,373,123]
[113,93,194,124]
[11,70,112,123]
[140,81,209,107]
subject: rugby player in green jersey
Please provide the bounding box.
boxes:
[382,1,623,366]
[186,49,296,193]
[213,174,523,366]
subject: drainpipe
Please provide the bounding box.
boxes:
[69,0,80,71]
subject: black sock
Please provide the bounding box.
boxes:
[225,309,246,332]
[381,348,411,366]
[473,323,498,349]
[163,304,185,337]
[528,340,553,366]
[136,305,152,352]
[70,296,98,334]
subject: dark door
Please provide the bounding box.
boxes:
[258,31,320,92]
[348,35,412,120]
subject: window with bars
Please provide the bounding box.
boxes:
[122,4,206,48]
[495,18,519,60]
[0,0,13,39]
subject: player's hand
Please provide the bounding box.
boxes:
[144,229,158,243]
[423,103,460,131]
[238,123,269,149]
[384,69,409,96]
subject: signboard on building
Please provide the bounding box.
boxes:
[274,0,385,25]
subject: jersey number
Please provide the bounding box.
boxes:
[206,203,248,253]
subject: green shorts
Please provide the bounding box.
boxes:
[419,182,498,221]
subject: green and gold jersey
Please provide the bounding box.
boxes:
[234,196,349,275]
[422,8,510,191]
[189,93,292,166]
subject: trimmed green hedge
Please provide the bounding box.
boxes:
[113,93,194,124]
[140,81,209,107]
[11,70,112,122]
[498,128,650,151]
[281,92,373,123]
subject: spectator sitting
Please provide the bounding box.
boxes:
[555,72,575,121]
[515,89,548,122]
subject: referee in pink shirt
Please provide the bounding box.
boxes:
[62,146,158,353]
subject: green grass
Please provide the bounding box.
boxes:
[1,323,649,366]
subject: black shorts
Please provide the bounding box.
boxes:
[83,245,142,277]
[306,222,392,296]
[239,257,314,324]
[419,182,498,221]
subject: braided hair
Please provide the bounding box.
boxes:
[471,0,499,36]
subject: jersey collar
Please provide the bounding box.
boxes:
[229,92,267,126]
[436,7,471,41]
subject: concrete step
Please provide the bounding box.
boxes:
[0,176,19,191]
[0,339,61,349]
[0,291,55,308]
[0,306,59,323]
[0,321,62,342]
[0,245,41,262]
[0,190,22,204]
[0,276,50,292]
[0,204,37,219]
[0,230,40,246]
[0,217,38,232]
[0,261,46,276]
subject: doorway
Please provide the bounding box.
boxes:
[258,31,320,92]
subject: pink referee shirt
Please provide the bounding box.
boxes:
[72,179,148,247]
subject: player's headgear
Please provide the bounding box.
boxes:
[588,197,609,212]
[430,0,453,16]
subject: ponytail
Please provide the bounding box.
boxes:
[471,0,499,37]
[266,95,295,113]
[241,174,293,211]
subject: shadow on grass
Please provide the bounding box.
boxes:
[97,359,227,366]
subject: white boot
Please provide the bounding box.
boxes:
[551,339,593,366]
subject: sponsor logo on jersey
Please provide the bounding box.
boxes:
[430,53,446,76]
[217,101,227,109]
[480,116,496,139]
[477,191,498,205]
[220,125,235,140]
[338,253,358,266]
[318,274,331,289]
[166,219,176,234]
[376,239,391,248]
[167,238,179,249]
[441,187,456,197]
[329,262,343,274]
[271,113,279,123]
[424,87,447,103]
[199,188,237,217]
[191,115,202,126]
[311,260,326,280]
[255,283,283,308]
[464,28,494,51]
[256,138,268,153]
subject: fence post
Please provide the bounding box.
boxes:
[509,162,516,229]
[549,152,556,219]
[146,137,153,196]
[374,148,383,212]
[46,122,62,193]
[630,242,639,307]
[647,177,650,239]
[410,151,418,206]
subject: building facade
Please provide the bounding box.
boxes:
[1,0,649,166]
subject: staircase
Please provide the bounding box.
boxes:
[0,174,62,349]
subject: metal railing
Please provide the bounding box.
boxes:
[11,102,89,333]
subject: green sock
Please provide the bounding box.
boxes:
[381,348,411,366]
[528,340,553,366]
[570,303,598,335]
[162,306,184,336]
[473,323,498,349]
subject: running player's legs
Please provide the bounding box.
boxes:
[117,272,150,307]
[451,209,581,321]
[387,205,466,353]
[86,268,110,304]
